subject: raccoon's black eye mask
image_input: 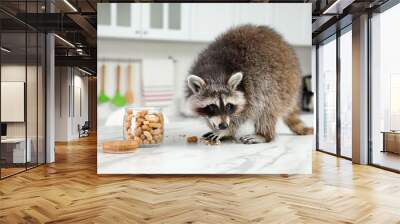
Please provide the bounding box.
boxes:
[197,104,219,117]
[196,103,236,117]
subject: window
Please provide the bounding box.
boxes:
[340,28,352,158]
[370,3,400,171]
[0,2,46,179]
[317,36,337,154]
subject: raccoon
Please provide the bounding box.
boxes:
[186,24,313,144]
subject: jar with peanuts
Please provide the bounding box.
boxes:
[123,107,164,147]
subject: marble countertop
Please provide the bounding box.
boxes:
[97,115,313,174]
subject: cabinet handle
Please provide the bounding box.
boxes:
[143,30,148,35]
[135,30,140,34]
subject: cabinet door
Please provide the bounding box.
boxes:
[141,3,189,41]
[234,4,273,26]
[98,3,141,39]
[189,3,236,42]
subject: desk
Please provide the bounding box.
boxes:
[1,138,31,163]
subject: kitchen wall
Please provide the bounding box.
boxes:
[55,67,89,141]
[98,39,311,114]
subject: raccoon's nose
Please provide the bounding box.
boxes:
[219,122,228,130]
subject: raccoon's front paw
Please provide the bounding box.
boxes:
[239,135,267,144]
[202,131,224,142]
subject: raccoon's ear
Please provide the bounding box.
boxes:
[187,75,205,93]
[227,72,243,90]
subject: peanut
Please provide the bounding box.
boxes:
[135,127,142,136]
[143,131,153,141]
[149,122,162,128]
[151,128,162,135]
[145,114,160,123]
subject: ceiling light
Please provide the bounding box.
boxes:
[1,47,11,53]
[54,34,75,48]
[63,0,78,12]
[78,67,93,76]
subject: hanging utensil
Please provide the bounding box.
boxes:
[98,64,110,104]
[125,64,135,105]
[111,64,126,107]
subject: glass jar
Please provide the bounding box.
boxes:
[123,107,164,147]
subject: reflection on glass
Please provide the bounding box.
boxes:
[0,1,46,179]
[150,4,163,29]
[340,30,352,158]
[318,38,337,154]
[117,4,131,27]
[98,4,111,25]
[371,3,400,171]
[168,3,181,30]
[38,33,46,165]
[27,31,38,169]
[1,31,27,177]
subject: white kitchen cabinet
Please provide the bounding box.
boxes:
[98,3,142,39]
[98,3,311,46]
[234,4,273,26]
[269,4,311,46]
[233,3,311,46]
[188,3,236,42]
[141,3,189,41]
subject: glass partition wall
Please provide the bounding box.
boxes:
[317,35,337,155]
[0,2,46,179]
[339,27,352,159]
[316,27,352,159]
[370,3,400,171]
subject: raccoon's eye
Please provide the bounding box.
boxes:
[196,104,219,116]
[206,104,219,114]
[226,103,236,114]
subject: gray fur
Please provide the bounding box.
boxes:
[186,24,313,143]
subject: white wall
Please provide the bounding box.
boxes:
[54,67,89,141]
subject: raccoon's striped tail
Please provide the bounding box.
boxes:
[284,106,313,135]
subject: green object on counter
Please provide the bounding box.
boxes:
[112,64,126,107]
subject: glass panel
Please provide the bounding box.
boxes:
[340,29,352,158]
[318,37,337,154]
[1,31,27,177]
[98,4,111,25]
[38,33,45,165]
[150,4,163,29]
[117,4,131,27]
[371,4,400,171]
[27,31,38,169]
[168,3,181,30]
